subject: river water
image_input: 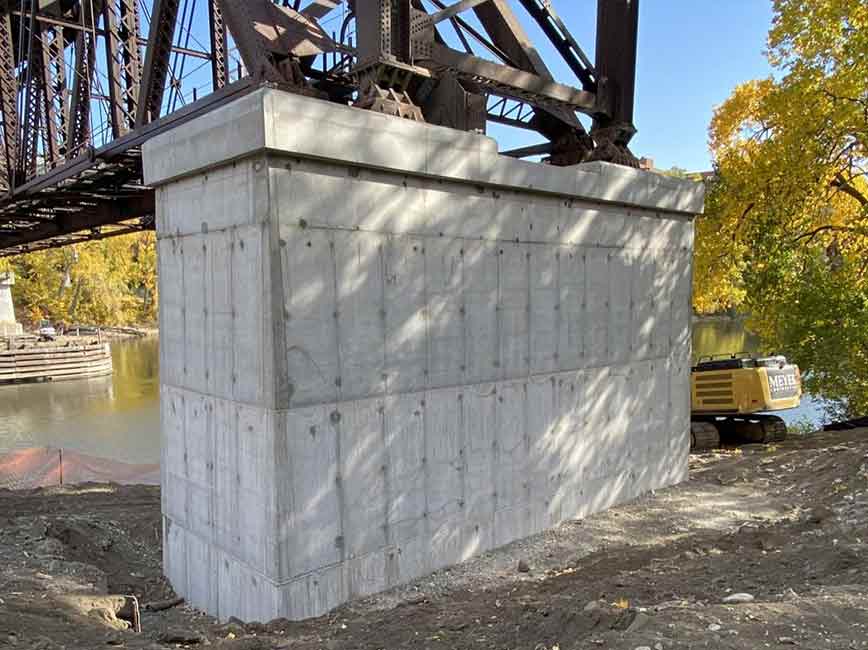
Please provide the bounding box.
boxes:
[0,338,160,463]
[0,323,826,465]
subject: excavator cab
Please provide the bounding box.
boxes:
[690,353,802,451]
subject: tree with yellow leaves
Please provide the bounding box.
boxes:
[3,232,158,328]
[695,0,867,417]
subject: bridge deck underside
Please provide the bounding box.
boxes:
[0,152,153,256]
[0,75,256,256]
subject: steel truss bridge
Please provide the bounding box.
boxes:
[0,0,639,256]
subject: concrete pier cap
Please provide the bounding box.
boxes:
[143,86,705,622]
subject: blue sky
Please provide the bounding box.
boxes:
[488,0,775,171]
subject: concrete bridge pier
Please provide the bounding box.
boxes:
[143,87,704,622]
[0,272,23,337]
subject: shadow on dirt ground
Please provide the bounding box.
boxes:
[2,428,868,650]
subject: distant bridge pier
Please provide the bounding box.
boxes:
[143,87,704,621]
[0,272,22,336]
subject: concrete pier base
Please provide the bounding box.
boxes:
[143,87,704,622]
[0,272,23,337]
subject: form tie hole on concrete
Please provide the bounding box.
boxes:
[299,219,308,228]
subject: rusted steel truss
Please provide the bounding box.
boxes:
[0,0,640,256]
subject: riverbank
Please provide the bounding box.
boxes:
[691,312,743,323]
[2,427,867,649]
[86,326,158,340]
[9,326,158,341]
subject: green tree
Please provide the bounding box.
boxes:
[695,0,867,417]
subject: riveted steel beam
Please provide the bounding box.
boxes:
[208,0,228,89]
[137,0,181,126]
[0,12,19,190]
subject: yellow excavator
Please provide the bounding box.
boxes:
[690,354,802,451]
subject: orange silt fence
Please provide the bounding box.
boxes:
[0,447,159,490]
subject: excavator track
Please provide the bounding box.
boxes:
[690,420,720,452]
[714,414,789,445]
[757,415,788,443]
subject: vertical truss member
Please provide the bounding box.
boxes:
[587,0,639,167]
[0,11,19,190]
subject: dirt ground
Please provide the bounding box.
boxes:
[2,428,868,650]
